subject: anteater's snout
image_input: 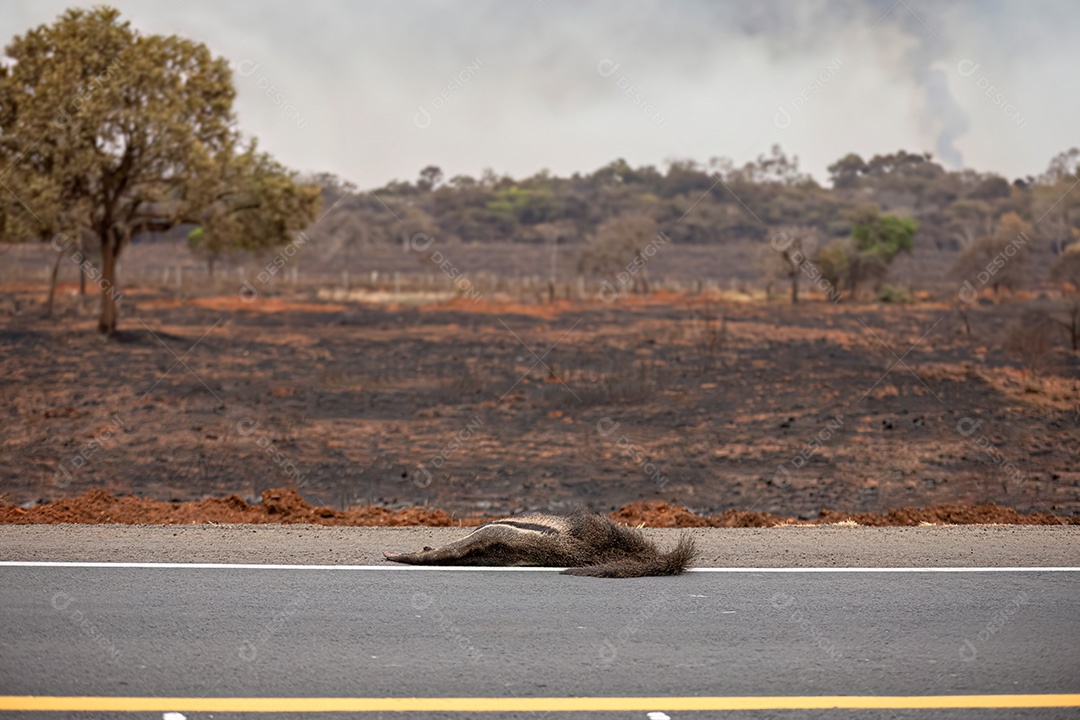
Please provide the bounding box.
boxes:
[384,549,428,564]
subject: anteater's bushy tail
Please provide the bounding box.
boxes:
[562,533,697,578]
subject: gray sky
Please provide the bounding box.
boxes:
[4,0,1077,189]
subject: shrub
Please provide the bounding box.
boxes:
[877,283,913,303]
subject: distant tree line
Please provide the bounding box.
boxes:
[304,147,1080,303]
[307,146,1080,258]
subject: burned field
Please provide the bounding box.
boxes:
[1,282,1078,521]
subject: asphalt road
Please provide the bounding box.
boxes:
[1,526,1079,718]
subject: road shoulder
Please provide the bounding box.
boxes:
[1,524,1078,566]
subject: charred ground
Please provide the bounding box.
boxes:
[1,280,1078,521]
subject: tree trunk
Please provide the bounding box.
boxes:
[958,306,972,338]
[208,255,216,278]
[1070,301,1079,351]
[97,230,119,335]
[790,274,799,304]
[78,233,87,296]
[46,248,64,318]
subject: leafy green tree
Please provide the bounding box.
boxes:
[189,141,318,276]
[814,240,850,297]
[827,153,867,190]
[845,205,917,298]
[486,186,559,225]
[417,165,443,192]
[850,205,917,262]
[0,6,320,334]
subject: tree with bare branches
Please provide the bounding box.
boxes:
[578,213,663,296]
[764,226,821,304]
[950,212,1033,298]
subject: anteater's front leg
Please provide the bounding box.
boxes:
[383,525,505,565]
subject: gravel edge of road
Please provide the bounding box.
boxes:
[1,524,1078,567]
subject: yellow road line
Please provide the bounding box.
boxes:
[1,694,1079,712]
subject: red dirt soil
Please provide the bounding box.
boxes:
[0,488,1073,527]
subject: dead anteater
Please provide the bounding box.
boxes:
[383,510,697,578]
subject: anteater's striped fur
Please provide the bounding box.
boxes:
[383,511,697,578]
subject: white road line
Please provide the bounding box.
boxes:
[0,561,1078,572]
